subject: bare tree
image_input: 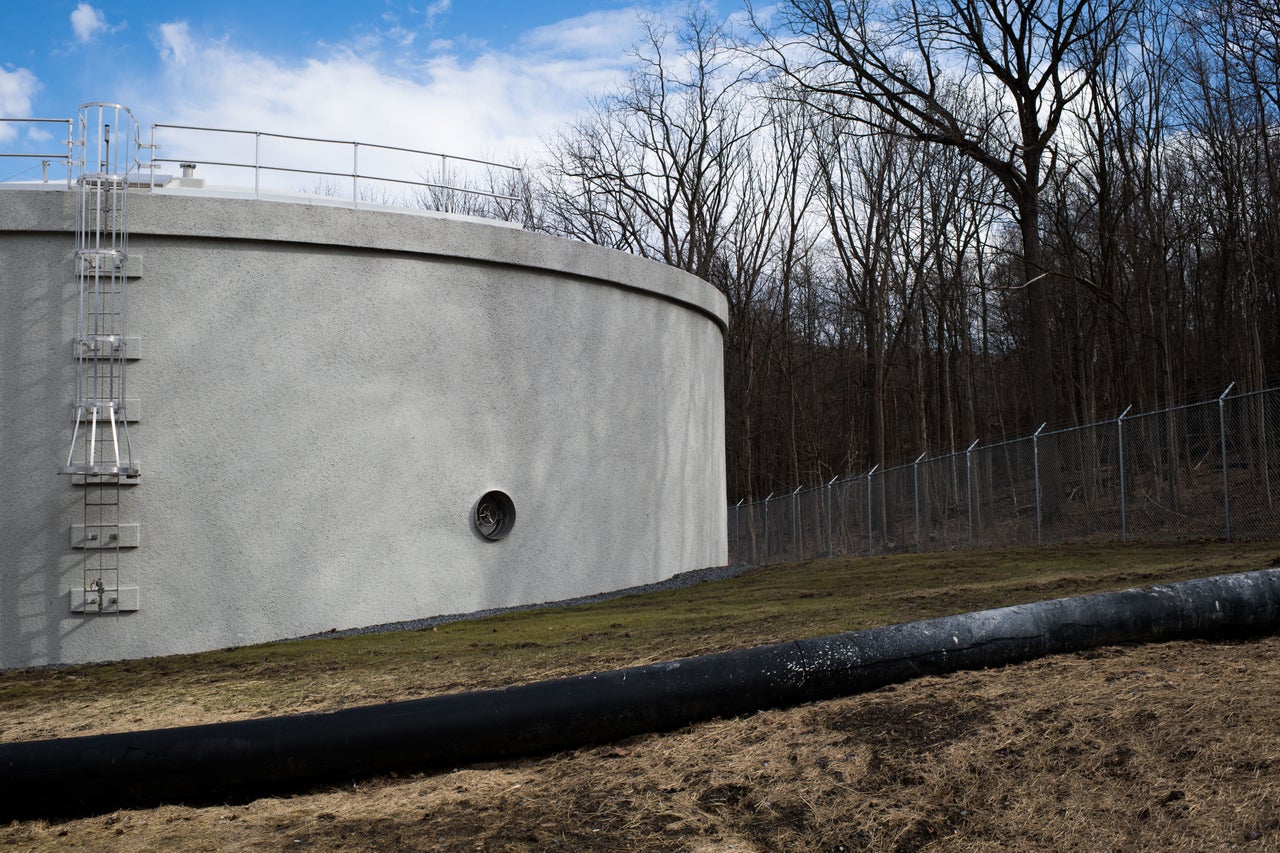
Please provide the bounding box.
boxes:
[541,6,813,499]
[415,161,539,228]
[757,0,1133,428]
[720,91,824,495]
[543,8,762,281]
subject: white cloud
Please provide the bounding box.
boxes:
[520,9,645,56]
[156,21,197,66]
[139,9,649,178]
[71,3,108,43]
[425,0,452,26]
[0,67,40,142]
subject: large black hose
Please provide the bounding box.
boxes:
[4,568,1279,819]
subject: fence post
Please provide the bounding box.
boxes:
[1220,382,1236,541]
[763,492,774,561]
[966,439,980,548]
[913,452,926,553]
[791,485,803,561]
[1033,424,1046,546]
[866,464,879,558]
[826,476,838,557]
[1117,404,1132,542]
[733,499,743,564]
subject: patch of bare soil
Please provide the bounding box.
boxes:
[5,634,1280,851]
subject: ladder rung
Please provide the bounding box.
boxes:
[60,462,140,477]
[78,172,128,185]
[77,334,125,346]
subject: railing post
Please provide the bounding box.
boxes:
[1220,382,1236,541]
[966,439,980,548]
[791,485,803,561]
[826,475,838,557]
[67,118,76,189]
[1033,424,1046,546]
[1117,404,1132,542]
[352,142,360,209]
[866,464,879,558]
[913,452,926,553]
[254,132,261,199]
[147,123,156,190]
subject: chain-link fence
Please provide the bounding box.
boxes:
[729,385,1280,565]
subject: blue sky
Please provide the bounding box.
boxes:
[1,0,738,169]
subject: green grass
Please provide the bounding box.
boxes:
[2,539,1278,740]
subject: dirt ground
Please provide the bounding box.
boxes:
[5,632,1280,852]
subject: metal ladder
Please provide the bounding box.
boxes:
[59,103,140,615]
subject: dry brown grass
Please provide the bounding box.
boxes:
[4,541,1280,850]
[4,636,1280,851]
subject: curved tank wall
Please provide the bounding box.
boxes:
[0,187,727,668]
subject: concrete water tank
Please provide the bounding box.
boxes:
[0,174,727,667]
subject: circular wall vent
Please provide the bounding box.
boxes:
[474,491,516,540]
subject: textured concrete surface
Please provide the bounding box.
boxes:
[0,187,727,667]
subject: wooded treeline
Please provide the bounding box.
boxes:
[500,0,1279,501]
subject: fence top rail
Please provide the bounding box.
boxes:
[1223,386,1274,403]
[1121,399,1219,422]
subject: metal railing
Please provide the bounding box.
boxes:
[146,123,523,220]
[0,117,75,186]
[729,384,1280,565]
[3,109,524,223]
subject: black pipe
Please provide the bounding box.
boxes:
[3,568,1279,819]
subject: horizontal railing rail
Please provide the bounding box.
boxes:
[0,117,75,186]
[147,122,522,217]
[3,112,524,223]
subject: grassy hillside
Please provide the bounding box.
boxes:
[4,539,1280,852]
[2,539,1276,743]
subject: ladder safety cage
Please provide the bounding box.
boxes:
[60,103,142,615]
